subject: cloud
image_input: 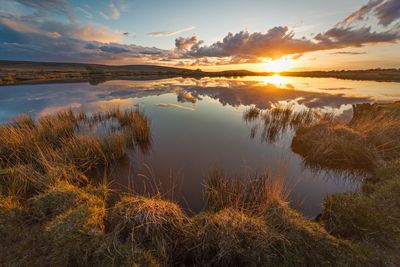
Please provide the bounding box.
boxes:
[178,24,399,62]
[156,103,195,111]
[14,0,75,22]
[172,0,399,63]
[76,6,93,19]
[337,0,400,27]
[331,51,367,55]
[0,22,171,63]
[99,1,121,20]
[147,26,195,37]
[374,0,400,26]
[39,20,123,43]
[1,0,399,66]
[175,36,203,50]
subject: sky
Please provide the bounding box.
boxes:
[0,0,399,71]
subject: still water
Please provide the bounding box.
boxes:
[1,76,400,217]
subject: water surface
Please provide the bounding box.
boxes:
[2,76,400,216]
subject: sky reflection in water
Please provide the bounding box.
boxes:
[1,76,400,217]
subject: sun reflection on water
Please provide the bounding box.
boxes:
[260,74,290,88]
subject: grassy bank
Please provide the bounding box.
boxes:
[1,104,399,266]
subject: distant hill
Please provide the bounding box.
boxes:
[0,60,189,72]
[0,60,399,85]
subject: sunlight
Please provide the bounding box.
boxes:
[263,58,293,73]
[260,74,289,87]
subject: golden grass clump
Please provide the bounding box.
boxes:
[60,135,107,172]
[0,108,151,181]
[292,122,376,170]
[109,195,189,264]
[189,208,283,266]
[292,102,400,172]
[205,170,287,214]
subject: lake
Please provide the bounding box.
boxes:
[1,75,400,217]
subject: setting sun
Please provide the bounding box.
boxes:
[263,58,293,73]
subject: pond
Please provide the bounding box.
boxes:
[1,75,400,217]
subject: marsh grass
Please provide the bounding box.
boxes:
[292,122,376,170]
[0,108,151,198]
[292,102,400,171]
[205,169,288,214]
[1,103,399,266]
[244,105,318,143]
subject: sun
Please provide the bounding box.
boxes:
[263,58,293,73]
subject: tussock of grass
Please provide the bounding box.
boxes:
[205,169,286,213]
[188,208,282,266]
[321,160,400,249]
[109,195,189,264]
[292,122,376,170]
[292,102,400,171]
[42,186,106,266]
[0,108,151,197]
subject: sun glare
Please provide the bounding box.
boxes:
[261,74,289,87]
[263,58,293,73]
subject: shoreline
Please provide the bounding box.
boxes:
[1,60,399,85]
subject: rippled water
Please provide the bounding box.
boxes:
[2,76,400,217]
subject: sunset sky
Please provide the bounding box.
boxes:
[0,0,399,71]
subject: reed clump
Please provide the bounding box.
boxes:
[244,105,317,143]
[292,102,400,171]
[292,122,376,170]
[0,108,151,196]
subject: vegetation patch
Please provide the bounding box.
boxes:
[1,104,399,266]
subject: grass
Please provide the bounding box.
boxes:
[292,102,400,171]
[1,104,400,266]
[0,108,151,198]
[321,160,400,257]
[244,105,317,143]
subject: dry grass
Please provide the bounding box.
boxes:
[205,170,287,214]
[189,208,283,266]
[244,105,317,143]
[292,102,400,171]
[0,108,151,198]
[109,195,189,264]
[292,122,376,170]
[1,103,399,266]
